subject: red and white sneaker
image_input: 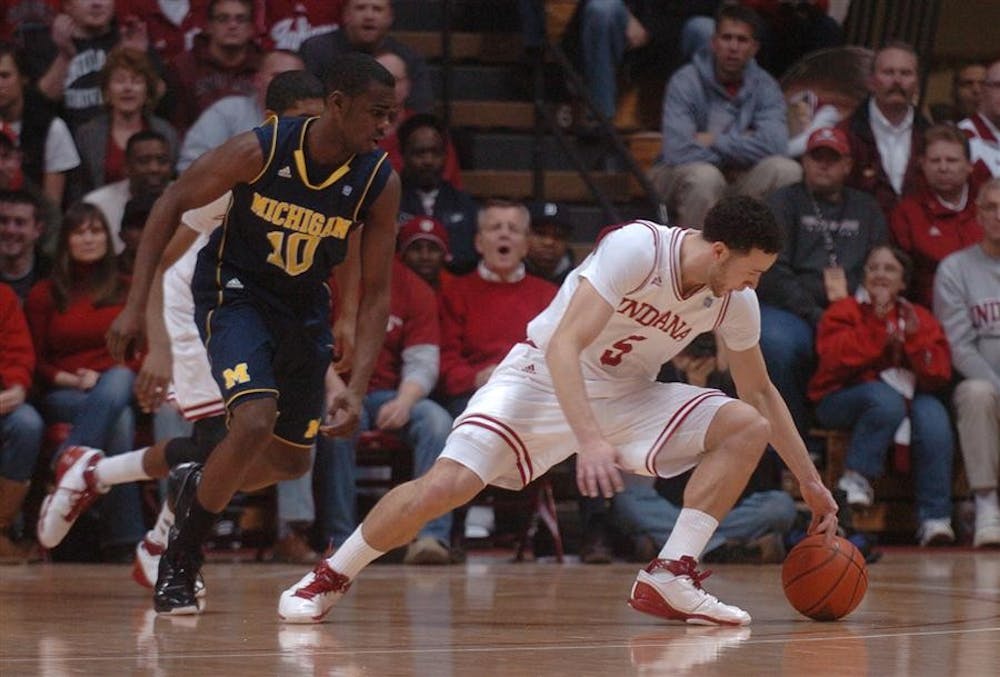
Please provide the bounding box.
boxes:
[278,561,352,623]
[132,535,206,598]
[37,446,107,548]
[628,556,751,626]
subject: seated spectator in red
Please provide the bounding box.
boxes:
[525,201,576,285]
[300,0,432,113]
[0,282,44,563]
[397,113,479,274]
[890,124,984,307]
[0,189,51,301]
[376,50,462,188]
[397,215,456,296]
[119,0,209,62]
[83,130,172,254]
[437,200,557,417]
[261,0,343,51]
[809,244,955,546]
[25,202,144,560]
[163,0,261,134]
[0,42,81,209]
[73,47,177,195]
[27,0,164,131]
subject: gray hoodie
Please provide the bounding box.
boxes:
[933,244,1000,392]
[657,46,788,169]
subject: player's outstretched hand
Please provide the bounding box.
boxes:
[576,438,625,499]
[321,388,362,438]
[800,478,839,542]
[107,305,144,363]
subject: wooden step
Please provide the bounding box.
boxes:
[392,31,523,62]
[545,0,579,41]
[447,100,536,130]
[462,170,630,202]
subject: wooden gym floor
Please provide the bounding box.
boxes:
[1,549,997,676]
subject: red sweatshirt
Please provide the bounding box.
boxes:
[368,260,441,392]
[0,283,35,390]
[439,270,556,397]
[25,278,136,386]
[889,185,983,307]
[808,296,951,403]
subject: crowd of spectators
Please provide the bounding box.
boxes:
[1,0,999,568]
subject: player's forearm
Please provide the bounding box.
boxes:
[746,383,820,484]
[546,341,604,446]
[346,291,390,399]
[144,269,170,353]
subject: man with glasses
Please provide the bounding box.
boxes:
[959,59,1000,178]
[163,0,262,134]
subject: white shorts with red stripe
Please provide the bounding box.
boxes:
[441,343,734,490]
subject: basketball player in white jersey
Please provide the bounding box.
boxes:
[279,195,839,626]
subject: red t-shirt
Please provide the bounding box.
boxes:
[368,260,441,392]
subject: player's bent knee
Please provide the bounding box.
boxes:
[228,398,278,444]
[707,401,770,453]
[413,459,484,516]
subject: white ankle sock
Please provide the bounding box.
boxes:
[658,508,719,564]
[326,527,384,580]
[975,489,999,515]
[150,503,175,545]
[94,448,152,488]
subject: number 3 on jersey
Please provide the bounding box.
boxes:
[266,231,319,275]
[600,334,646,366]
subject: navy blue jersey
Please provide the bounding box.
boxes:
[195,115,392,313]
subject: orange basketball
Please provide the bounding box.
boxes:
[781,534,868,621]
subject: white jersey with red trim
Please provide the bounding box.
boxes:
[525,222,760,398]
[162,192,232,420]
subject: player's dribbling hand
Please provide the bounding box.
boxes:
[107,305,144,363]
[321,389,362,438]
[800,478,839,542]
[576,438,625,499]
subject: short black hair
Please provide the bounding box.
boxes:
[265,69,325,115]
[125,130,168,157]
[701,195,783,254]
[715,4,763,40]
[0,188,43,217]
[323,52,395,97]
[397,112,447,151]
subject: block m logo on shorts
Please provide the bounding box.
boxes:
[222,362,251,389]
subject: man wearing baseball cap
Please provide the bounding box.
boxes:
[526,201,576,286]
[398,215,454,294]
[756,126,889,440]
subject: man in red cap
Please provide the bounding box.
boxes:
[756,126,888,440]
[397,215,455,296]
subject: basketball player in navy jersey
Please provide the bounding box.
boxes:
[107,52,401,615]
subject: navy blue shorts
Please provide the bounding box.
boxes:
[193,273,332,448]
